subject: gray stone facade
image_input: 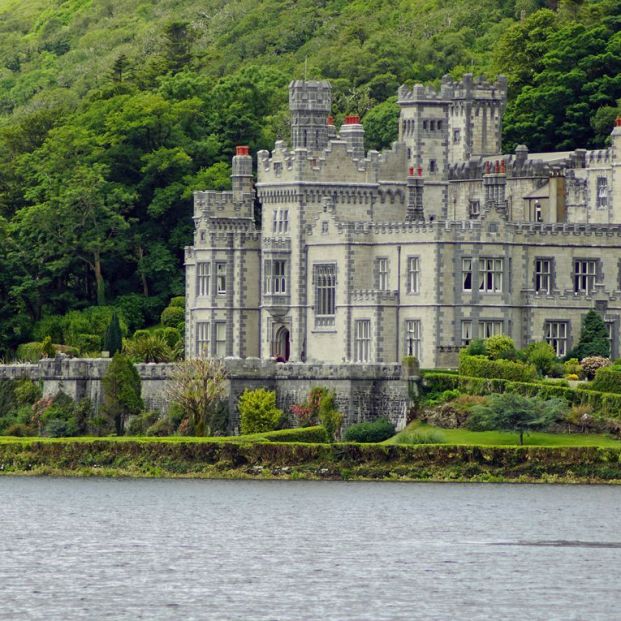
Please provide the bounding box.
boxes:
[186,76,621,368]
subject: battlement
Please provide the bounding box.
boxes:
[398,73,507,105]
[351,289,399,303]
[193,189,254,223]
[289,80,332,111]
[257,139,407,185]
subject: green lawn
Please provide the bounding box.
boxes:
[388,421,621,447]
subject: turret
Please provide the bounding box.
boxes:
[483,159,507,217]
[289,80,332,152]
[340,114,365,160]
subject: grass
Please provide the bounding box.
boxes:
[388,421,621,447]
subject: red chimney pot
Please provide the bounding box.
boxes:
[500,160,506,173]
[417,166,423,177]
[616,116,621,127]
[236,145,250,156]
[408,166,415,176]
[344,114,361,125]
[327,115,335,126]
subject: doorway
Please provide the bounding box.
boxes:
[274,326,290,362]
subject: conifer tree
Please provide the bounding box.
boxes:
[103,311,123,356]
[101,354,143,435]
[568,310,610,360]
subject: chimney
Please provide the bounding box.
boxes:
[406,166,425,222]
[340,114,365,160]
[232,145,253,198]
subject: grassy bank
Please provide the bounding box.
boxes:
[2,437,621,484]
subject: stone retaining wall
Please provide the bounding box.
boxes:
[0,357,413,431]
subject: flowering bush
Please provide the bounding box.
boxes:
[580,356,611,380]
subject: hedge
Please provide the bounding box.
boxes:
[261,426,330,443]
[459,354,537,382]
[591,366,621,395]
[423,372,621,418]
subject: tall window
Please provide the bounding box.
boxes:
[461,321,472,346]
[196,322,210,357]
[405,320,421,359]
[216,262,227,294]
[314,264,336,326]
[376,258,389,290]
[197,262,211,297]
[597,177,608,209]
[535,259,552,294]
[479,320,503,338]
[545,321,568,357]
[407,257,420,293]
[534,201,543,222]
[606,321,615,357]
[273,209,289,233]
[264,259,287,294]
[469,200,480,219]
[354,320,371,363]
[574,260,597,293]
[479,258,503,293]
[215,322,227,357]
[462,258,473,291]
[453,128,461,143]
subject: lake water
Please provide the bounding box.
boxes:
[0,478,620,620]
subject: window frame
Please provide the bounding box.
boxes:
[314,263,337,326]
[479,320,503,339]
[544,321,568,357]
[215,262,227,295]
[214,321,227,357]
[478,257,504,293]
[404,319,421,359]
[573,259,597,294]
[407,256,420,294]
[376,257,389,291]
[196,321,210,357]
[354,319,371,363]
[535,258,552,294]
[196,261,211,297]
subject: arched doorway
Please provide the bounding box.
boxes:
[273,326,290,362]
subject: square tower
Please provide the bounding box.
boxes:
[289,80,332,152]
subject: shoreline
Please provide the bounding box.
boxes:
[2,439,621,484]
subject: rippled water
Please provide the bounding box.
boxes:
[1,478,620,620]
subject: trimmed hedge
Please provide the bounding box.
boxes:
[344,418,395,443]
[591,366,621,395]
[261,426,330,443]
[459,354,537,382]
[423,372,621,418]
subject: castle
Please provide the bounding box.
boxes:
[185,75,621,368]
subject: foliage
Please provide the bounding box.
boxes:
[319,409,344,442]
[467,393,566,445]
[392,429,447,445]
[568,311,611,360]
[485,335,517,360]
[169,296,185,308]
[463,339,487,356]
[238,388,283,434]
[124,333,178,363]
[563,358,583,378]
[260,426,330,443]
[14,379,42,406]
[290,386,337,428]
[344,418,395,443]
[101,354,143,435]
[592,366,621,395]
[523,341,557,376]
[166,358,227,436]
[103,311,123,356]
[459,353,538,382]
[127,410,160,436]
[160,305,185,329]
[580,356,612,380]
[16,342,45,362]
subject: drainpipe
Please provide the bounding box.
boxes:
[396,245,401,363]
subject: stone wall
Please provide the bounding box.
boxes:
[0,357,412,432]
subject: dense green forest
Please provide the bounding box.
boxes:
[0,0,620,357]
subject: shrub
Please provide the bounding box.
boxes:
[523,341,556,376]
[564,358,583,378]
[424,388,461,407]
[14,379,42,406]
[169,296,185,308]
[127,411,160,436]
[463,339,486,356]
[124,334,176,363]
[319,409,344,442]
[0,380,17,419]
[63,307,127,349]
[592,366,621,394]
[459,354,537,382]
[160,305,185,328]
[485,335,517,360]
[157,327,181,348]
[568,310,610,360]
[40,392,79,437]
[32,315,65,343]
[394,430,446,445]
[261,426,329,443]
[114,294,146,333]
[566,374,580,381]
[75,333,101,354]
[3,423,33,437]
[101,354,143,435]
[290,386,336,427]
[239,388,283,434]
[16,342,44,362]
[344,418,395,443]
[581,356,611,380]
[146,417,175,436]
[41,336,56,358]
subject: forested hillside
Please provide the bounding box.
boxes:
[0,0,620,356]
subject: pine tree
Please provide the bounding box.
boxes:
[103,311,123,356]
[162,21,195,74]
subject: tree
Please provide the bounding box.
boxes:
[523,341,557,376]
[568,310,610,360]
[103,311,123,355]
[101,353,143,435]
[467,393,566,445]
[162,21,195,75]
[238,388,283,434]
[166,358,227,436]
